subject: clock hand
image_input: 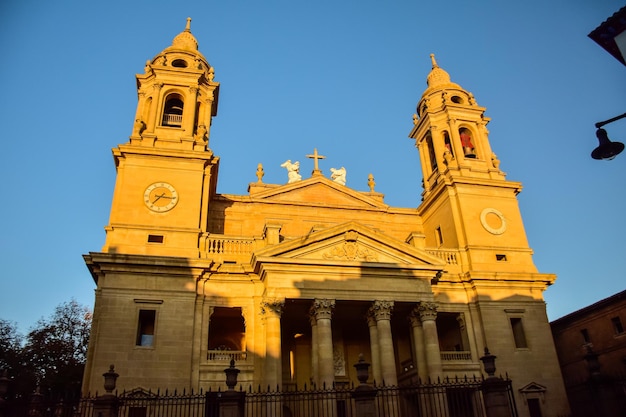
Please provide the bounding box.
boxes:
[152,193,165,204]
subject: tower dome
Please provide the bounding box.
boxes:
[171,17,199,51]
[425,54,460,90]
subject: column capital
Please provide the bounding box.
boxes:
[261,298,284,317]
[311,299,335,320]
[408,308,422,327]
[417,301,438,322]
[370,300,394,321]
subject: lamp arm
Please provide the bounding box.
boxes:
[595,112,626,129]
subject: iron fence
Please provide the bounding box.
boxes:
[1,377,518,417]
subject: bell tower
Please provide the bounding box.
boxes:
[410,55,539,273]
[103,18,220,257]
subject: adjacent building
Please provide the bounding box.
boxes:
[551,290,626,416]
[82,20,570,417]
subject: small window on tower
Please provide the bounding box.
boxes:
[451,95,463,104]
[147,234,164,243]
[172,59,188,68]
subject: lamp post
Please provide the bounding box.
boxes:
[592,113,626,160]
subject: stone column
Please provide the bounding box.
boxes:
[261,298,284,389]
[309,313,319,386]
[417,302,442,381]
[183,86,199,137]
[366,312,382,384]
[311,299,335,387]
[146,83,163,132]
[370,300,397,386]
[409,308,428,381]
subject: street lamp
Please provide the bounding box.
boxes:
[592,113,625,160]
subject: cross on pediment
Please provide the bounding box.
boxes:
[306,148,326,176]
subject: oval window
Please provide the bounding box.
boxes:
[172,59,188,68]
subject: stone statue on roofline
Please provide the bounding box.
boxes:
[280,160,302,183]
[330,167,346,185]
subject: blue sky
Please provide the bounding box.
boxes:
[1,0,625,332]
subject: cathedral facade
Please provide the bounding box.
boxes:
[82,20,569,417]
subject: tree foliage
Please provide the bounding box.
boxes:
[0,319,22,372]
[0,299,91,398]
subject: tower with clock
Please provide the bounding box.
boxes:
[104,19,219,256]
[103,18,219,257]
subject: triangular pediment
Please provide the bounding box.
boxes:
[519,382,547,394]
[249,176,387,209]
[253,222,445,269]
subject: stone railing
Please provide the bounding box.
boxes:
[207,350,248,361]
[440,351,471,361]
[162,113,182,126]
[203,235,256,255]
[426,249,459,265]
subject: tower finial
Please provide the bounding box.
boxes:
[430,53,438,68]
[185,17,192,32]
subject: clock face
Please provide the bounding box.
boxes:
[144,182,178,212]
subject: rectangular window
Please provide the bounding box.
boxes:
[581,328,590,343]
[147,234,164,243]
[510,317,528,348]
[435,226,443,247]
[136,309,156,347]
[611,317,624,335]
[496,254,507,261]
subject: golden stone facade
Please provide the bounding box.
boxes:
[82,21,569,417]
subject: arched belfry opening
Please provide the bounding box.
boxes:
[426,133,437,172]
[459,127,476,158]
[443,131,453,157]
[162,94,184,127]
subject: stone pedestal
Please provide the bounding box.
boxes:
[218,391,244,417]
[352,385,377,417]
[482,378,513,417]
[92,395,120,417]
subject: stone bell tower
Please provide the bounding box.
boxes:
[103,18,220,257]
[410,55,540,274]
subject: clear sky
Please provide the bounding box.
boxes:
[1,0,625,333]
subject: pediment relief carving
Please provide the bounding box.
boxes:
[321,241,379,262]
